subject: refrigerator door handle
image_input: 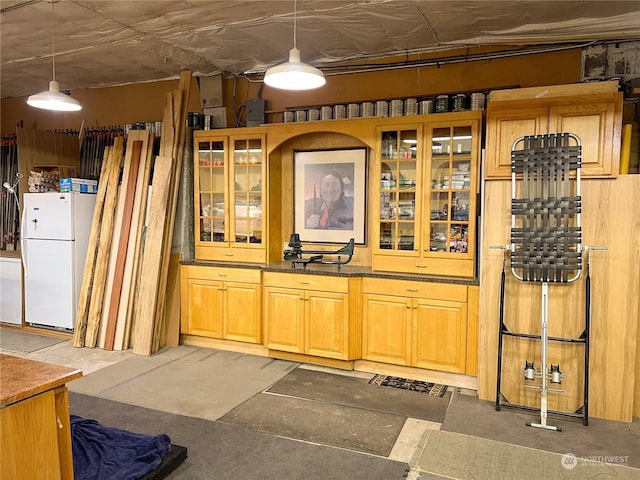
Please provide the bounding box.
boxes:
[21,206,27,276]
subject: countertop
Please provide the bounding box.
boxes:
[0,354,82,407]
[181,259,479,286]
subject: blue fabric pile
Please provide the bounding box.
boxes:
[71,415,172,480]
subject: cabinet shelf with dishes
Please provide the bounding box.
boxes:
[194,131,267,263]
[372,112,481,278]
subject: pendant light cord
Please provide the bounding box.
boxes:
[51,0,56,82]
[293,0,297,49]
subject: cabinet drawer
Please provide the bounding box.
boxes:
[185,265,261,283]
[195,245,266,264]
[373,254,475,278]
[263,272,349,293]
[363,277,467,302]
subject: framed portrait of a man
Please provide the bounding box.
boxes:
[294,148,366,244]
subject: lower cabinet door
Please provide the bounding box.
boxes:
[224,282,261,343]
[305,290,349,360]
[362,294,411,365]
[264,287,304,353]
[185,278,223,338]
[412,299,467,373]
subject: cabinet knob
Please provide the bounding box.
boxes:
[406,304,411,309]
[299,296,305,300]
[413,305,418,309]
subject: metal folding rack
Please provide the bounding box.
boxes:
[494,133,604,431]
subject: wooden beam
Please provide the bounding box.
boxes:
[131,155,174,355]
[115,130,154,350]
[154,70,192,351]
[72,145,113,347]
[84,138,124,348]
[104,140,143,350]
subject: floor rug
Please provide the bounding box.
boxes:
[70,392,410,480]
[416,429,640,480]
[69,346,298,421]
[369,375,448,397]
[0,327,66,354]
[441,389,640,469]
[266,367,451,423]
[220,391,406,457]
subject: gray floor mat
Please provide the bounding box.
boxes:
[69,393,410,480]
[219,392,406,456]
[265,366,452,422]
[0,328,66,354]
[441,390,640,469]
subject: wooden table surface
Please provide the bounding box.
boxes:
[0,354,82,407]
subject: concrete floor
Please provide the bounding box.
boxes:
[2,330,639,480]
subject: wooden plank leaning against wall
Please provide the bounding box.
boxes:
[478,176,640,422]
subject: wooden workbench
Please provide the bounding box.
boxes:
[0,354,82,480]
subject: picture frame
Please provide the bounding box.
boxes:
[294,148,366,244]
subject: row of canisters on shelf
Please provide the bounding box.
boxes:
[124,121,163,137]
[283,92,486,123]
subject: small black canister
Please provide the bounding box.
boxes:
[187,112,203,129]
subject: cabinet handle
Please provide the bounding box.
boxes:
[415,265,427,268]
[406,288,418,292]
[217,274,228,277]
[299,281,310,285]
[224,253,234,257]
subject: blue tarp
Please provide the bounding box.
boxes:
[71,415,172,480]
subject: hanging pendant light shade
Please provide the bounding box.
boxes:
[264,0,325,90]
[27,1,82,112]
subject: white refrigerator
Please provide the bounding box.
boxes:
[23,192,96,330]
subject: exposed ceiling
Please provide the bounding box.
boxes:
[1,0,639,99]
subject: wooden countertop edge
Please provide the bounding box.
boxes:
[0,354,83,407]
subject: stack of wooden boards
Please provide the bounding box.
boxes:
[73,71,192,355]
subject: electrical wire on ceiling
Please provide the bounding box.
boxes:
[240,39,631,83]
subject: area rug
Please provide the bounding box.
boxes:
[70,392,410,480]
[416,429,640,480]
[369,375,448,397]
[265,367,452,422]
[0,327,66,354]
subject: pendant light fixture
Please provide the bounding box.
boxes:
[264,0,325,90]
[27,1,82,111]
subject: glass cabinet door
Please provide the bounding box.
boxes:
[378,128,419,252]
[428,126,472,254]
[231,137,264,245]
[197,139,227,243]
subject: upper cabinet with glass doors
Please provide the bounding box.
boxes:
[372,112,481,278]
[194,131,267,263]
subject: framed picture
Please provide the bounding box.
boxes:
[294,148,366,244]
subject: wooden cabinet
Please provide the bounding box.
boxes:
[362,278,468,373]
[372,112,481,278]
[263,272,360,360]
[194,130,267,262]
[485,82,623,179]
[180,265,261,343]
